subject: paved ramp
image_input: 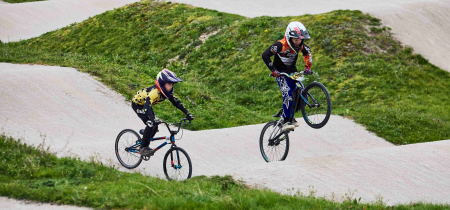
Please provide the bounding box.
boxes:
[1,63,450,205]
[0,197,90,210]
[1,0,450,206]
[0,0,139,42]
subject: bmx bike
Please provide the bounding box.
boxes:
[259,71,332,162]
[115,118,192,181]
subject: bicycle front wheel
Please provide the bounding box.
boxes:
[163,147,192,181]
[115,129,143,169]
[259,121,290,162]
[300,82,332,129]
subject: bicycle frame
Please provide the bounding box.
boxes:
[125,118,188,154]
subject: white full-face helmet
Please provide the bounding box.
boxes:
[285,21,311,53]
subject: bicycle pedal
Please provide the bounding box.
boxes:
[142,155,151,161]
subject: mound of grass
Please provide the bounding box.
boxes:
[2,134,448,209]
[1,0,450,144]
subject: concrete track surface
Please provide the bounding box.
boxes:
[1,63,450,206]
[0,197,90,210]
[0,0,138,42]
[1,0,450,208]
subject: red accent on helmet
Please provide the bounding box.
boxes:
[155,79,169,98]
[294,27,301,34]
[155,68,181,99]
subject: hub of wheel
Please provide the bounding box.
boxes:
[273,139,281,146]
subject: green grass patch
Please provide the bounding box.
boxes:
[3,0,45,3]
[1,0,450,145]
[2,134,448,209]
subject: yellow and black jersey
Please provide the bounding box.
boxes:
[132,85,188,117]
[132,85,165,106]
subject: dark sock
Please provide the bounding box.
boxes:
[141,126,152,147]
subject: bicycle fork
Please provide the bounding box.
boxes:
[170,145,182,169]
[268,121,289,146]
[300,90,320,109]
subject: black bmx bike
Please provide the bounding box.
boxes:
[115,118,192,181]
[259,71,332,162]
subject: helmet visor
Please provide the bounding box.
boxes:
[289,28,311,40]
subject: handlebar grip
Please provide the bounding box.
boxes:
[269,74,274,77]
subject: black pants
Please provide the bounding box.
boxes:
[131,102,158,147]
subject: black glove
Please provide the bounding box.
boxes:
[186,113,194,121]
[303,68,313,75]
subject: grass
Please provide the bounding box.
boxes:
[3,0,45,3]
[2,134,449,209]
[1,0,450,145]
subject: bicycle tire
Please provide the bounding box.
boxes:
[259,121,290,162]
[115,129,143,169]
[163,147,192,181]
[300,82,332,129]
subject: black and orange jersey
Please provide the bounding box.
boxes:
[262,37,312,74]
[132,85,188,117]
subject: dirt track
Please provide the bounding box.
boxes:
[1,0,450,208]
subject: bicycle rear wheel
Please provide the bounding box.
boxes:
[259,121,290,162]
[115,129,143,169]
[163,147,192,181]
[300,82,332,129]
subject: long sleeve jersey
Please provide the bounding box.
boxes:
[261,38,312,75]
[131,85,188,119]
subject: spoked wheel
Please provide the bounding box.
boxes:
[163,147,192,181]
[115,129,143,169]
[300,82,332,129]
[259,121,290,162]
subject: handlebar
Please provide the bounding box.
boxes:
[269,71,312,77]
[154,118,191,134]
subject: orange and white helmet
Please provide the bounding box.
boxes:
[285,21,311,53]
